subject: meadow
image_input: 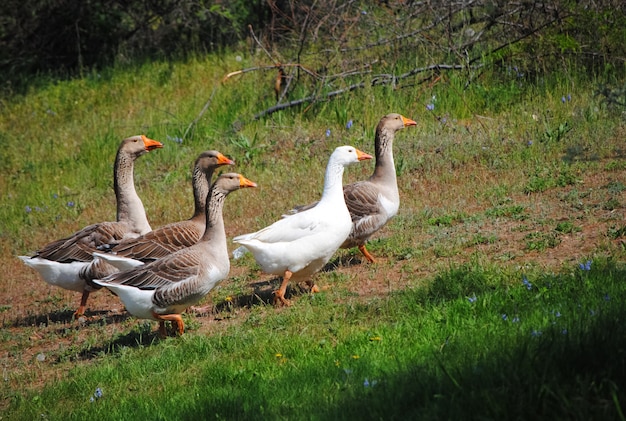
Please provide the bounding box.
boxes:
[1,44,625,419]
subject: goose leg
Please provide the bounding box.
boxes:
[73,290,90,317]
[273,270,293,306]
[358,244,376,263]
[153,312,185,336]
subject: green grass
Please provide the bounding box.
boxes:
[5,259,626,420]
[1,34,626,420]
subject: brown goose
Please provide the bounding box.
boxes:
[96,150,234,271]
[288,113,416,263]
[19,135,163,316]
[93,173,257,337]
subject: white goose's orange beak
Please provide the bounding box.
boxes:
[355,148,373,161]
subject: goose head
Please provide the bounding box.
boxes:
[120,135,163,159]
[380,113,417,132]
[195,150,235,175]
[331,145,373,167]
[213,172,258,192]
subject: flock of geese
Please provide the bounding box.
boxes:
[19,113,417,337]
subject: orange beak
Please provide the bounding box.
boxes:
[355,148,373,161]
[217,153,235,166]
[402,116,418,127]
[141,135,164,151]
[239,174,258,188]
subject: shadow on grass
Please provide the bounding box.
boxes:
[73,322,161,361]
[180,264,626,420]
[10,308,114,327]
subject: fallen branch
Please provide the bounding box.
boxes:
[253,63,473,120]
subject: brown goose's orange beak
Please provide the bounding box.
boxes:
[141,135,164,151]
[239,174,258,188]
[402,116,418,127]
[217,152,235,166]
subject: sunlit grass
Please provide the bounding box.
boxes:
[1,47,625,419]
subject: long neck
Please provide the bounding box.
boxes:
[114,150,151,234]
[319,158,346,205]
[371,125,397,186]
[191,165,212,219]
[200,183,227,250]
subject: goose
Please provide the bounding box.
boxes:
[289,113,416,263]
[95,150,234,271]
[18,135,163,316]
[93,173,257,337]
[233,145,372,306]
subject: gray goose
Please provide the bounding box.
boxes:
[94,173,257,337]
[289,113,416,263]
[96,150,234,271]
[19,135,163,316]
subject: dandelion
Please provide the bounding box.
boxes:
[426,103,435,111]
[522,276,532,290]
[579,260,591,271]
[25,206,32,213]
[325,129,331,137]
[275,353,283,358]
[346,120,353,129]
[66,201,75,208]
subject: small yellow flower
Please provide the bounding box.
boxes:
[275,353,283,358]
[225,296,233,302]
[352,355,360,359]
[334,360,340,367]
[369,336,382,341]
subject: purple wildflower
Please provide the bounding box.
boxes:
[346,120,353,129]
[426,103,435,111]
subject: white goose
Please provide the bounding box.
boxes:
[93,173,257,337]
[233,145,372,306]
[18,135,163,316]
[95,150,234,271]
[289,113,416,263]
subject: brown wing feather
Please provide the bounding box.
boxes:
[111,220,204,261]
[36,221,131,262]
[103,247,203,290]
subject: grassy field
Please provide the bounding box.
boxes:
[1,46,625,420]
